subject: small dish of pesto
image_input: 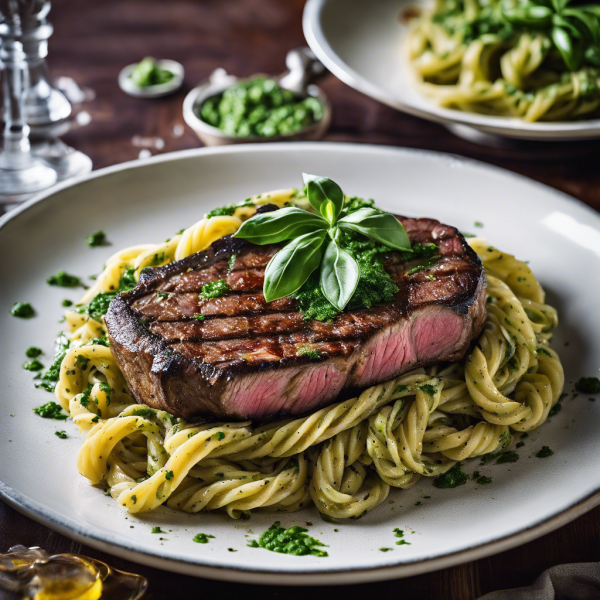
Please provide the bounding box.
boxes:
[183,48,330,145]
[119,57,184,98]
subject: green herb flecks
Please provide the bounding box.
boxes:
[33,401,68,420]
[130,57,174,88]
[11,302,34,318]
[77,267,137,323]
[23,359,44,372]
[549,402,562,416]
[297,346,321,360]
[235,174,413,317]
[206,200,254,220]
[199,77,324,138]
[193,314,205,321]
[536,446,554,458]
[496,452,520,464]
[47,271,85,288]
[62,299,73,307]
[433,463,469,489]
[575,377,600,394]
[199,279,230,299]
[193,533,215,544]
[26,347,42,358]
[393,528,411,546]
[132,408,157,419]
[86,230,107,247]
[247,521,328,557]
[55,430,67,439]
[151,526,166,534]
[38,333,70,392]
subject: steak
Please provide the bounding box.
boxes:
[105,215,487,421]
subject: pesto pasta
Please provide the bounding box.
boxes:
[52,192,563,521]
[407,0,600,122]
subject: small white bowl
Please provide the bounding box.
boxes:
[119,59,184,99]
[182,68,331,146]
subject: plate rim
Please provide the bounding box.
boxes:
[2,142,600,584]
[302,0,600,140]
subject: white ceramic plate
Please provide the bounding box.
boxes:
[1,143,600,585]
[303,0,600,141]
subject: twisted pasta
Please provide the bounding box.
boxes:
[407,0,600,122]
[48,190,564,520]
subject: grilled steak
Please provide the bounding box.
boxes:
[105,215,487,421]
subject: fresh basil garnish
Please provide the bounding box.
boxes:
[502,0,600,72]
[235,174,412,311]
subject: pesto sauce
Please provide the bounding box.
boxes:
[192,533,215,544]
[433,463,469,489]
[575,377,600,394]
[23,359,44,371]
[33,401,68,420]
[86,230,107,247]
[199,77,324,138]
[199,279,230,299]
[297,346,321,360]
[496,452,519,464]
[47,270,85,288]
[11,302,34,318]
[248,521,328,557]
[37,333,70,392]
[536,446,553,458]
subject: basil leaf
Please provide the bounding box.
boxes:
[320,239,359,311]
[263,230,327,302]
[338,208,412,251]
[552,14,583,38]
[503,5,552,26]
[234,207,327,245]
[302,174,344,224]
[551,0,570,12]
[552,26,583,70]
[563,8,600,44]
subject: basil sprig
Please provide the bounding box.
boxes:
[502,0,600,71]
[234,174,411,311]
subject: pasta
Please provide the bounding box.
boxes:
[406,0,600,122]
[52,194,564,521]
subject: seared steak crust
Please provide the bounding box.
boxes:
[105,217,487,420]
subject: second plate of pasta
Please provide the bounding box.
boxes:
[303,0,600,140]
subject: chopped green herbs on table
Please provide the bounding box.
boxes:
[199,77,324,137]
[47,271,85,288]
[130,57,174,88]
[433,463,469,488]
[234,174,414,319]
[248,521,328,557]
[86,230,107,247]
[25,347,42,358]
[575,377,600,394]
[192,533,215,544]
[33,401,68,420]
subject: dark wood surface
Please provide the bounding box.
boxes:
[2,1,600,598]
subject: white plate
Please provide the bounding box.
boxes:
[303,0,600,141]
[1,143,600,585]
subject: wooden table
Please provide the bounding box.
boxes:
[1,0,599,598]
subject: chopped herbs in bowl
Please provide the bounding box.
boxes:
[119,57,184,98]
[199,77,325,138]
[183,73,331,145]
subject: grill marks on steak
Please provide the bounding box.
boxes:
[105,216,487,420]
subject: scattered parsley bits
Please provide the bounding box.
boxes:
[132,408,157,418]
[33,401,68,420]
[297,346,321,359]
[165,470,174,480]
[11,302,34,318]
[47,271,85,288]
[55,430,67,439]
[216,432,225,441]
[38,333,69,392]
[496,452,519,464]
[62,299,73,307]
[151,527,166,534]
[380,548,393,552]
[86,230,107,247]
[25,347,42,358]
[433,463,468,489]
[193,314,205,321]
[536,446,554,458]
[575,377,600,394]
[23,359,44,371]
[248,522,328,557]
[474,221,484,228]
[393,528,411,546]
[199,279,231,299]
[475,475,492,485]
[192,533,215,544]
[549,403,562,417]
